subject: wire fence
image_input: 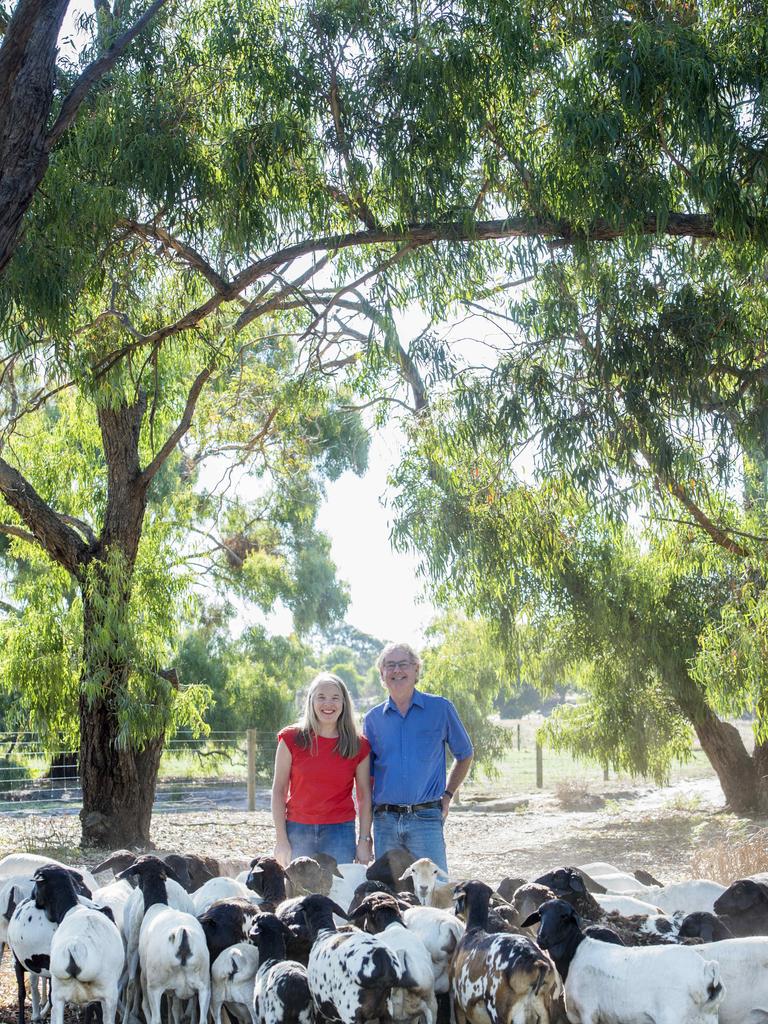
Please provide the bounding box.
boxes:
[0,717,750,817]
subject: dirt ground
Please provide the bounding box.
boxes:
[0,774,757,1022]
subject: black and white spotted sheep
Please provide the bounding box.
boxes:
[451,880,561,1024]
[301,894,401,1024]
[7,895,56,1024]
[250,913,315,1024]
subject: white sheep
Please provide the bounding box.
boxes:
[116,856,209,1024]
[92,878,134,938]
[398,858,452,908]
[191,876,254,915]
[33,865,125,1024]
[594,893,664,916]
[210,941,260,1024]
[402,905,465,994]
[0,854,98,895]
[327,863,368,913]
[576,861,659,896]
[526,898,724,1024]
[653,880,727,917]
[692,936,768,1024]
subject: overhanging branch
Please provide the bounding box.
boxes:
[140,363,216,485]
[0,459,89,573]
[47,0,169,149]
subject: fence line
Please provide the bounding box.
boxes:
[0,720,734,815]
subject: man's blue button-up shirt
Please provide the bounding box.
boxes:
[363,689,473,805]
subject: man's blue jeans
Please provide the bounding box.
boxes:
[372,805,447,872]
[285,820,356,863]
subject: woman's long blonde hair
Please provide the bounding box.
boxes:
[295,672,361,759]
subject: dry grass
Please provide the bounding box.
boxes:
[552,778,605,811]
[691,826,768,882]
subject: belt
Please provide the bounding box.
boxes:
[374,800,442,814]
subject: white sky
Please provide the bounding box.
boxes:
[315,428,437,647]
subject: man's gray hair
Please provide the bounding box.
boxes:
[377,641,422,676]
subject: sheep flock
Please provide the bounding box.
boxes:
[1,847,767,1024]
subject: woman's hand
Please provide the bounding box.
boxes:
[355,837,373,864]
[274,839,292,867]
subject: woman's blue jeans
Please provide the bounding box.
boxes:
[285,819,356,863]
[372,805,447,872]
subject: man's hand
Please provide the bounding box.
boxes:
[441,792,452,821]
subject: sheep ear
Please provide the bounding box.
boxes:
[398,866,413,881]
[436,868,450,880]
[161,862,184,886]
[520,911,542,928]
[329,899,348,919]
[333,865,344,878]
[115,863,139,881]
[92,851,134,874]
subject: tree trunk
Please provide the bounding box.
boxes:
[693,710,768,813]
[670,666,768,812]
[78,397,166,848]
[79,686,164,847]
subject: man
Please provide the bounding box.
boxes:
[362,642,474,872]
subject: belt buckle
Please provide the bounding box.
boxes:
[404,803,413,814]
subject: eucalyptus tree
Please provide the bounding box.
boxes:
[389,242,768,809]
[2,0,768,846]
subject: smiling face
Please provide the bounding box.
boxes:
[379,645,419,704]
[311,680,344,727]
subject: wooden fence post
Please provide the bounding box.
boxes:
[517,723,521,751]
[247,729,256,812]
[535,742,543,788]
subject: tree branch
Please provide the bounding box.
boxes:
[0,459,89,573]
[119,218,230,293]
[116,212,719,360]
[47,0,169,149]
[663,478,751,558]
[140,363,216,485]
[0,521,37,544]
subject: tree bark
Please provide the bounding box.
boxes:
[78,672,164,847]
[78,395,163,847]
[693,711,767,813]
[0,0,68,275]
[673,674,768,813]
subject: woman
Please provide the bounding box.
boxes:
[272,672,372,866]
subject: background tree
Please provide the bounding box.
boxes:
[420,610,514,777]
[4,0,768,846]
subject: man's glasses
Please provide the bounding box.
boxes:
[382,660,414,671]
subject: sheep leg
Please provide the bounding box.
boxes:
[196,983,210,1024]
[100,994,118,1024]
[142,985,163,1024]
[31,975,51,1022]
[14,957,26,1024]
[48,994,64,1024]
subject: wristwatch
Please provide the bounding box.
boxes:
[443,788,454,799]
[359,835,372,842]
